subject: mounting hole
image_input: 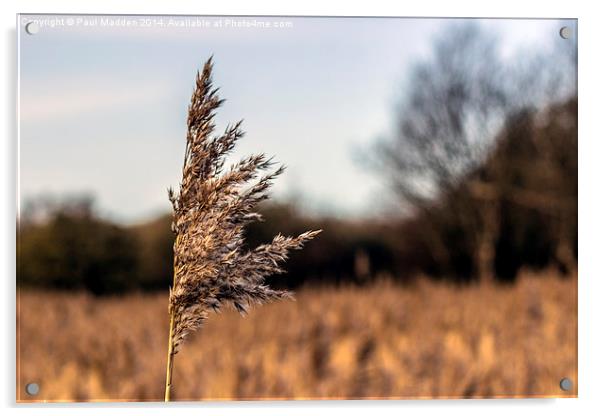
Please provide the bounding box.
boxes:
[25,382,39,396]
[559,26,571,40]
[559,377,573,391]
[25,22,40,35]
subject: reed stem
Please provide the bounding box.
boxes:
[164,309,175,401]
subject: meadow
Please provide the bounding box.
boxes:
[16,271,577,402]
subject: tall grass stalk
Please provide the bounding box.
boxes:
[163,58,320,401]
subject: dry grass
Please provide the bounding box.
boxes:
[17,271,577,402]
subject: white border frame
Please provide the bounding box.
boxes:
[3,1,601,415]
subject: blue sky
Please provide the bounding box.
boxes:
[18,16,574,224]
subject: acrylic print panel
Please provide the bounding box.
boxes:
[16,15,577,402]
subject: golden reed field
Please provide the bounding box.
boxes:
[17,271,577,402]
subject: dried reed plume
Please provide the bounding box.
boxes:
[164,57,321,401]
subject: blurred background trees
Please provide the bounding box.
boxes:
[18,196,139,294]
[372,22,577,283]
[17,22,577,293]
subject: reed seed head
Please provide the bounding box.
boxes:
[168,57,321,352]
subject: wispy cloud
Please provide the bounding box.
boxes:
[19,76,174,122]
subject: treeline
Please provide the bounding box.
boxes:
[18,200,141,294]
[371,22,577,283]
[17,96,577,294]
[394,97,577,283]
[17,199,401,294]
